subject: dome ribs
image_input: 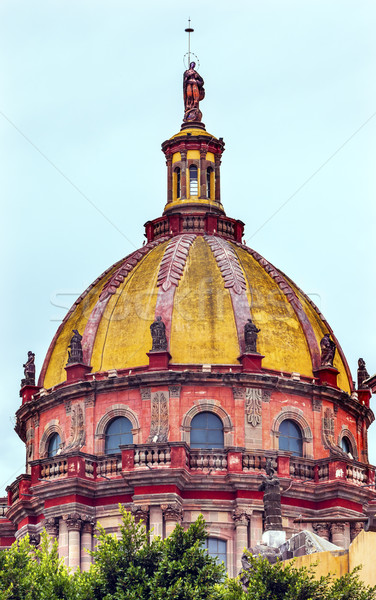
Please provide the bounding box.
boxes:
[234,242,321,372]
[81,237,169,368]
[154,234,196,348]
[157,234,196,292]
[204,235,250,355]
[204,235,246,295]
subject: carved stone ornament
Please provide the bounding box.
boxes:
[262,390,271,403]
[245,388,262,427]
[232,387,245,399]
[183,62,205,123]
[28,533,40,547]
[312,397,322,412]
[85,393,95,407]
[331,522,345,535]
[66,512,82,531]
[150,316,168,352]
[67,329,83,365]
[64,403,85,452]
[147,392,169,443]
[44,517,59,536]
[313,522,330,541]
[350,521,364,541]
[161,503,183,522]
[21,351,35,387]
[168,385,181,398]
[32,413,39,428]
[233,507,250,526]
[322,408,347,457]
[357,358,370,389]
[158,234,196,291]
[320,333,336,367]
[65,400,72,415]
[131,504,149,524]
[258,459,283,531]
[244,319,261,353]
[140,387,151,400]
[204,235,247,295]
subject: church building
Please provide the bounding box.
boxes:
[0,58,374,577]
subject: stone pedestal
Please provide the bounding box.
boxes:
[238,353,264,372]
[262,530,286,548]
[65,362,92,383]
[20,384,39,405]
[313,366,339,388]
[147,351,171,371]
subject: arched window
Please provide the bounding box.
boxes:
[204,537,227,568]
[105,417,133,454]
[47,432,61,458]
[190,412,224,449]
[189,165,198,196]
[278,419,303,457]
[175,167,181,199]
[206,167,213,199]
[341,436,351,455]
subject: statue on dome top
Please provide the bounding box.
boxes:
[150,316,168,352]
[67,329,83,364]
[244,318,261,353]
[183,62,205,123]
[320,333,336,367]
[357,358,369,388]
[22,351,35,386]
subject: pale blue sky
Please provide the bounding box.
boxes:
[1,0,375,494]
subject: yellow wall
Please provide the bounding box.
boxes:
[349,530,376,587]
[287,550,349,579]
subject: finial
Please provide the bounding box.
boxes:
[185,18,194,65]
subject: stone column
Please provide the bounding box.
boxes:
[180,150,187,199]
[162,503,183,537]
[199,149,207,198]
[81,518,94,572]
[44,517,59,544]
[214,154,221,203]
[350,521,364,542]
[331,522,346,548]
[66,512,82,570]
[149,505,163,540]
[58,517,69,566]
[166,156,173,204]
[313,522,330,541]
[233,509,250,573]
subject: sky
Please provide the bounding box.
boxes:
[0,0,375,496]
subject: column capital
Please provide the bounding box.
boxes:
[44,516,59,536]
[161,502,183,523]
[350,521,364,541]
[313,522,330,539]
[232,507,251,527]
[330,522,345,535]
[66,512,83,531]
[131,504,149,525]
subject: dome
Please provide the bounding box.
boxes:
[39,234,352,393]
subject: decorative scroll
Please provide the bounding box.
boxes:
[64,403,85,451]
[204,236,246,295]
[245,388,262,427]
[157,234,196,292]
[322,407,347,457]
[147,392,169,443]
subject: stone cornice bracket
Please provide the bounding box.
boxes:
[161,502,183,523]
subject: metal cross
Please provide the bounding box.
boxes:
[185,18,194,65]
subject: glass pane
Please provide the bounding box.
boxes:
[341,437,351,454]
[105,417,133,454]
[190,412,224,449]
[205,538,227,568]
[48,433,61,458]
[189,165,198,195]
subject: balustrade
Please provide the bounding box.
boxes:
[189,450,227,471]
[40,458,68,480]
[134,446,171,468]
[242,453,277,472]
[96,456,122,478]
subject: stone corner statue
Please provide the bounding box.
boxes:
[150,316,168,352]
[183,62,205,123]
[320,333,336,367]
[21,351,35,386]
[258,459,283,532]
[67,329,83,365]
[244,318,261,353]
[357,358,370,389]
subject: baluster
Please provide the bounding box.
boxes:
[165,447,171,464]
[140,450,146,466]
[134,450,140,466]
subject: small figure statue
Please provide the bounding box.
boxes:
[183,62,205,122]
[258,459,283,531]
[357,358,370,389]
[244,318,260,353]
[67,329,83,364]
[320,333,336,367]
[150,316,168,352]
[22,351,35,386]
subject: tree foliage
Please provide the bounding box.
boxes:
[0,510,375,600]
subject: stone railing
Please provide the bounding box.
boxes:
[40,458,68,480]
[242,453,277,472]
[189,450,228,471]
[290,458,315,481]
[134,445,171,468]
[346,462,368,485]
[96,456,122,478]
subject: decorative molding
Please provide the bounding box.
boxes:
[312,397,322,412]
[66,512,82,531]
[313,522,330,540]
[168,385,181,398]
[147,392,169,443]
[85,393,95,407]
[262,390,271,403]
[65,400,72,415]
[245,388,262,427]
[32,413,39,428]
[337,427,358,459]
[44,517,59,536]
[232,507,250,526]
[95,406,140,438]
[232,387,245,400]
[140,387,151,400]
[157,234,196,291]
[350,521,364,541]
[39,422,65,458]
[161,503,183,522]
[204,235,246,295]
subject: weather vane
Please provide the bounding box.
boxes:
[184,18,199,69]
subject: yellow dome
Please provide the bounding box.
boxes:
[39,234,352,393]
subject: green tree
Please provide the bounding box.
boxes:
[219,552,376,600]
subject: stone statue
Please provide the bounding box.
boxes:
[320,333,336,367]
[22,351,35,386]
[258,459,283,531]
[357,358,369,389]
[67,329,83,364]
[183,62,205,123]
[244,318,260,353]
[150,316,168,352]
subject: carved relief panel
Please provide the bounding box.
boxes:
[244,388,263,449]
[147,391,169,443]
